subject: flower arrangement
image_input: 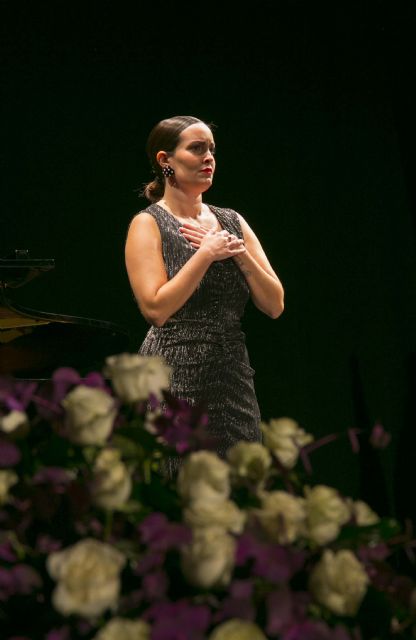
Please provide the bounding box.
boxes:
[1,353,416,639]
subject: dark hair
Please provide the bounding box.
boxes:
[142,115,211,203]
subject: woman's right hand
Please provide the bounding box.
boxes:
[180,225,246,262]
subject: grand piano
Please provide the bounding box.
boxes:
[0,250,132,378]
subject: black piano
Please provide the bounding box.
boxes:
[0,250,132,378]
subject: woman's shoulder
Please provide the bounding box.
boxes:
[131,203,160,218]
[129,203,166,224]
[210,203,249,221]
[208,203,243,222]
[126,206,162,237]
[208,203,245,234]
[208,203,240,215]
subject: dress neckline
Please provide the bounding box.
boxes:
[152,203,225,233]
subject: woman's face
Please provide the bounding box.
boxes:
[161,122,216,193]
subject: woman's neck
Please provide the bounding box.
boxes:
[158,189,203,219]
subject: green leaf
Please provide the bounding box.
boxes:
[35,433,77,467]
[111,434,146,459]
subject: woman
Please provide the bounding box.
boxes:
[125,115,284,468]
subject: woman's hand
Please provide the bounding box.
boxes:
[179,223,245,262]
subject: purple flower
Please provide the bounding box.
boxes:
[82,371,109,391]
[142,570,168,600]
[144,600,211,640]
[266,588,310,636]
[214,580,255,623]
[45,628,71,640]
[11,564,42,594]
[283,620,351,640]
[0,378,37,412]
[152,393,213,454]
[236,533,305,583]
[134,550,165,576]
[148,392,160,411]
[0,565,42,600]
[0,439,21,467]
[32,467,74,493]
[0,540,17,562]
[357,542,390,563]
[31,367,84,420]
[230,579,253,599]
[36,534,63,553]
[52,367,82,402]
[369,423,391,449]
[139,513,191,552]
[366,560,414,602]
[31,387,63,420]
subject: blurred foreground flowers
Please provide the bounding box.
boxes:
[0,353,415,639]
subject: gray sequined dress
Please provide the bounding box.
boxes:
[138,203,261,457]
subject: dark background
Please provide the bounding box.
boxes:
[2,1,416,516]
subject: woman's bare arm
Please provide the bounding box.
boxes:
[179,216,284,319]
[234,213,284,319]
[125,213,245,327]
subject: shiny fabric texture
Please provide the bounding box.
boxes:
[138,203,262,468]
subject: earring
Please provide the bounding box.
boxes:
[162,165,175,178]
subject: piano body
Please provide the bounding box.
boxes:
[0,251,132,378]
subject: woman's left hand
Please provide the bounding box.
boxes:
[180,217,284,318]
[179,222,243,252]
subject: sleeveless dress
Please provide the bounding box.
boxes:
[138,203,261,463]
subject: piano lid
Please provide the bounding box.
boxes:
[0,250,132,378]
[0,249,55,288]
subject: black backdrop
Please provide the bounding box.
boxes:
[2,1,416,516]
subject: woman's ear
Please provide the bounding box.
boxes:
[156,151,168,168]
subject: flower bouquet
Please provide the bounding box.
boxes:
[1,353,416,639]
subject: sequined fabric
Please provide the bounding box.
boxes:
[138,203,261,468]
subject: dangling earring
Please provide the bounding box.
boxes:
[162,165,175,178]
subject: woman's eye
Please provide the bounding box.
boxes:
[189,143,215,155]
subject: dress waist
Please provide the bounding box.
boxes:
[147,317,246,348]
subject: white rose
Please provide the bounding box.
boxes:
[0,410,29,437]
[62,385,116,446]
[209,619,268,640]
[309,549,369,616]
[177,451,230,505]
[91,448,132,510]
[184,499,245,534]
[255,490,306,544]
[181,526,235,588]
[226,441,272,484]
[305,485,350,545]
[104,353,171,403]
[93,617,150,640]
[261,417,313,469]
[47,538,126,617]
[351,500,380,526]
[0,469,18,505]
